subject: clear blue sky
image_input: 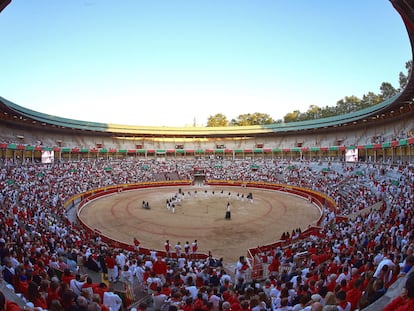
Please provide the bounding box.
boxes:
[0,0,411,127]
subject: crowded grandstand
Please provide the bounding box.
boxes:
[1,0,414,311]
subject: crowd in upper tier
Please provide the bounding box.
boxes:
[0,157,413,311]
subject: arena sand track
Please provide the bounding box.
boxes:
[78,186,321,263]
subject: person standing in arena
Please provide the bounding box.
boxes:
[191,240,198,258]
[175,241,182,258]
[184,241,190,257]
[133,237,140,252]
[225,202,231,220]
[164,240,171,257]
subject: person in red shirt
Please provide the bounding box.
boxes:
[346,268,361,291]
[104,251,117,283]
[165,240,171,257]
[194,293,208,311]
[157,283,169,298]
[93,282,109,302]
[153,255,168,283]
[0,291,21,311]
[82,276,99,292]
[182,297,195,311]
[346,278,363,311]
[335,290,351,311]
[284,247,292,259]
[47,279,62,309]
[268,253,281,277]
[383,273,414,311]
[327,258,339,275]
[61,268,76,285]
[26,281,48,310]
[12,266,29,297]
[308,243,317,255]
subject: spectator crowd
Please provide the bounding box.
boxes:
[0,157,413,311]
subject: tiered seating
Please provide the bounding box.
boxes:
[0,157,413,311]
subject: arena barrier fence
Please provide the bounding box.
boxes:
[66,180,340,283]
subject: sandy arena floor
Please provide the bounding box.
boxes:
[78,185,321,263]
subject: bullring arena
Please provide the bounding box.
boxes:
[78,185,320,263]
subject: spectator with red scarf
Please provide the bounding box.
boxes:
[235,256,249,284]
